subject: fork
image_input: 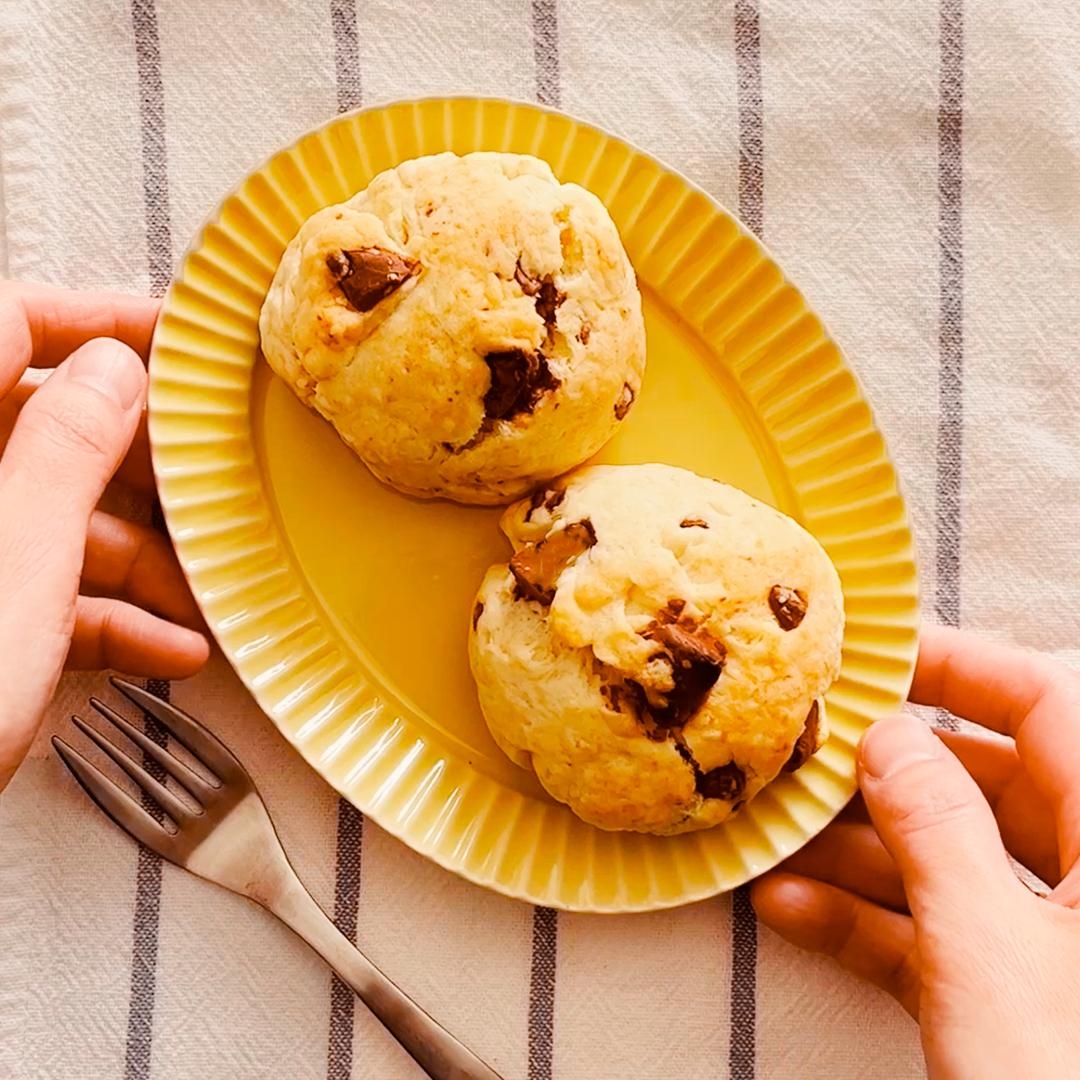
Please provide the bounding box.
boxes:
[52,677,505,1080]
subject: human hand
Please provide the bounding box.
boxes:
[0,283,209,790]
[752,624,1080,1079]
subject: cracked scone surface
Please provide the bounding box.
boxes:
[259,151,646,504]
[468,464,845,834]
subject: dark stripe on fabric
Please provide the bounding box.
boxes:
[330,0,362,114]
[125,679,169,1080]
[131,0,172,298]
[530,0,560,108]
[327,800,364,1080]
[126,2,173,1075]
[326,17,365,1078]
[937,0,964,630]
[734,0,764,239]
[527,907,558,1080]
[935,0,964,731]
[731,3,763,1077]
[729,886,757,1080]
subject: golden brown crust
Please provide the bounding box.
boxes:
[259,151,646,505]
[469,464,845,834]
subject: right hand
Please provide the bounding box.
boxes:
[753,625,1080,1079]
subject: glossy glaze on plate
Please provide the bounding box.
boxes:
[149,97,919,912]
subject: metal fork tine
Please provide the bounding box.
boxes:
[69,715,198,825]
[51,737,176,855]
[88,697,217,801]
[109,677,240,778]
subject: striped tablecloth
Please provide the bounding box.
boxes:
[2,2,1079,1078]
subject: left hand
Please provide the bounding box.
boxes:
[0,282,209,790]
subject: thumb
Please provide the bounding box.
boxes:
[0,337,145,508]
[858,716,1023,925]
[0,338,145,780]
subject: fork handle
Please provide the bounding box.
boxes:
[263,871,505,1080]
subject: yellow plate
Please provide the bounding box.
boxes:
[150,97,919,913]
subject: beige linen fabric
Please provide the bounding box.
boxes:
[1,2,1077,1078]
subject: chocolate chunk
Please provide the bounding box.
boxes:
[510,520,597,606]
[675,731,747,802]
[783,700,821,772]
[697,762,746,801]
[673,737,745,802]
[600,682,623,713]
[769,585,808,630]
[652,599,687,627]
[602,678,652,723]
[673,737,697,769]
[614,382,635,420]
[534,278,563,328]
[327,247,419,312]
[524,486,565,521]
[642,622,726,727]
[525,488,547,518]
[625,680,650,714]
[483,349,559,421]
[514,261,541,296]
[602,607,722,731]
[472,601,484,630]
[577,322,592,344]
[442,423,491,455]
[680,518,709,529]
[515,261,565,331]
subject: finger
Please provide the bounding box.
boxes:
[0,338,145,525]
[937,728,1060,886]
[0,369,46,452]
[5,366,51,407]
[915,624,1080,869]
[115,411,153,492]
[751,873,920,1018]
[858,716,1026,928]
[838,792,872,824]
[0,282,158,396]
[0,340,147,782]
[82,511,203,628]
[783,821,908,911]
[68,595,209,677]
[1,371,154,493]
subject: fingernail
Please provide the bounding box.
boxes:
[66,340,144,410]
[859,717,940,781]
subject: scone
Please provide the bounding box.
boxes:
[468,464,845,834]
[259,151,646,504]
